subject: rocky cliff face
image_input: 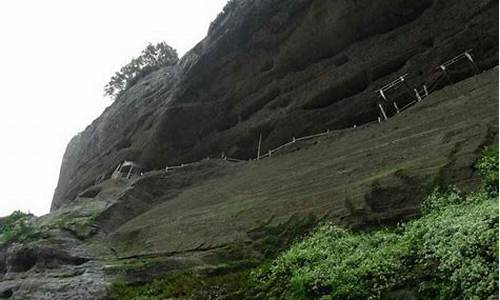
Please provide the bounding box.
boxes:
[2,0,499,294]
[52,0,498,210]
[2,66,498,300]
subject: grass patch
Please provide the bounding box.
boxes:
[0,211,42,246]
[47,214,98,240]
[0,201,103,247]
[108,269,250,300]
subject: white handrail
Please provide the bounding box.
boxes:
[156,50,478,175]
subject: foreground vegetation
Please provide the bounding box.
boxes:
[253,189,498,299]
[251,147,498,299]
[0,202,104,247]
[109,147,497,299]
[0,211,40,246]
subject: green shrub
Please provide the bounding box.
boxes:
[476,146,499,195]
[252,147,499,300]
[0,211,40,246]
[252,225,408,299]
[405,189,498,299]
[421,186,464,215]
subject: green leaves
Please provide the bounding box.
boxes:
[407,191,498,299]
[476,146,499,196]
[0,211,39,246]
[421,186,464,215]
[104,42,178,100]
[253,224,409,299]
[252,149,499,300]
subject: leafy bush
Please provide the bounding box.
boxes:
[405,190,498,299]
[252,225,408,299]
[251,149,499,299]
[476,146,499,195]
[420,186,464,214]
[252,188,498,299]
[104,42,178,100]
[0,211,40,246]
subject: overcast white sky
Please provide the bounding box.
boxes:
[0,0,228,217]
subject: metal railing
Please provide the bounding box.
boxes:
[96,50,483,182]
[161,50,483,173]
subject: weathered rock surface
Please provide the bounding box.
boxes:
[4,0,496,298]
[0,232,106,300]
[107,68,499,259]
[2,67,495,300]
[52,0,498,210]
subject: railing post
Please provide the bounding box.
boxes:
[378,89,388,102]
[126,166,134,179]
[378,103,388,120]
[464,51,480,75]
[423,85,429,97]
[257,133,262,160]
[414,88,422,102]
[440,65,453,85]
[393,101,400,114]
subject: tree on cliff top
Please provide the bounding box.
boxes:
[104,42,178,100]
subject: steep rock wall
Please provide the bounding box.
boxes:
[52,0,498,210]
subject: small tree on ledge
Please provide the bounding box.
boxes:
[104,42,178,100]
